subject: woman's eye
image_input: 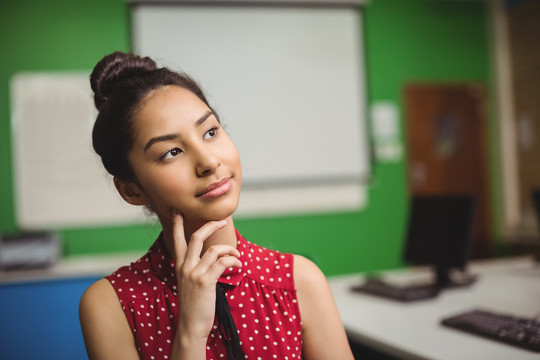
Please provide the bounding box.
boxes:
[161,148,182,160]
[203,126,219,140]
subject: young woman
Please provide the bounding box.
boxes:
[79,51,354,360]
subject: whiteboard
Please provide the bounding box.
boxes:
[132,4,369,186]
[11,73,153,229]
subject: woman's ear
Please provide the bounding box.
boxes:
[113,177,149,206]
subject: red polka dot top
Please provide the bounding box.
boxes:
[105,229,303,360]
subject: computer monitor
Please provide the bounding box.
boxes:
[403,195,476,288]
[531,189,540,225]
[528,189,540,261]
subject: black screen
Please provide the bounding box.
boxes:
[403,195,475,285]
[531,189,540,225]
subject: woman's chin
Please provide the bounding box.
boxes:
[208,201,239,221]
[183,200,239,224]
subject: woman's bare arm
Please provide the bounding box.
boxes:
[294,255,354,360]
[79,279,140,360]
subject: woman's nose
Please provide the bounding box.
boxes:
[195,147,220,177]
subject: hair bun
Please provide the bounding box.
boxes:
[90,51,157,111]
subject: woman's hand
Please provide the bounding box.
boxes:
[170,210,242,358]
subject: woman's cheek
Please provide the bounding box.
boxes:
[156,173,188,197]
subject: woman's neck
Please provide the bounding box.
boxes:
[160,215,237,262]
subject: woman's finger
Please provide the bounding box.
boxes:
[194,244,241,272]
[201,255,243,283]
[183,220,227,266]
[172,209,188,265]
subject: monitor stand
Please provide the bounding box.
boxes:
[352,265,478,302]
[434,265,477,289]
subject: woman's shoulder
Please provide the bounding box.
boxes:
[79,278,126,331]
[79,279,140,358]
[291,256,355,359]
[80,277,118,305]
[292,254,327,289]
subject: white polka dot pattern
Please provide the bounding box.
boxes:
[105,229,303,360]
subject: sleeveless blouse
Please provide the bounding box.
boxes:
[105,229,303,360]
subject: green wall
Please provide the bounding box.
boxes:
[0,0,496,276]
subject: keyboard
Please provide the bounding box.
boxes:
[441,309,540,352]
[351,278,440,302]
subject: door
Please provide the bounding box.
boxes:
[404,83,491,259]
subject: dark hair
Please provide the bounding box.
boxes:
[90,51,214,181]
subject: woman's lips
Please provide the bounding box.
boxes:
[197,177,232,199]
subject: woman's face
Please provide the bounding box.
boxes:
[126,85,242,224]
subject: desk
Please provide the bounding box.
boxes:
[0,251,142,284]
[328,256,540,360]
[0,252,141,360]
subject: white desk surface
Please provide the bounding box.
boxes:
[328,256,540,360]
[0,251,143,285]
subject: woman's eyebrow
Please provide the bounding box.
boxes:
[195,110,214,127]
[144,110,215,152]
[144,133,177,153]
